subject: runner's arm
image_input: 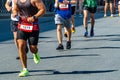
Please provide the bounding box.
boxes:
[12,0,19,18]
[5,0,12,12]
[33,0,46,19]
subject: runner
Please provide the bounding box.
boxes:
[71,3,76,33]
[5,0,29,60]
[12,0,46,77]
[54,0,76,50]
[104,0,114,17]
[82,0,97,37]
[64,0,76,37]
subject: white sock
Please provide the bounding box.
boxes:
[23,68,27,70]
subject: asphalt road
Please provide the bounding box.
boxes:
[0,11,120,80]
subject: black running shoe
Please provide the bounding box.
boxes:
[56,44,64,50]
[66,41,71,49]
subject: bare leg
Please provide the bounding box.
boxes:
[110,3,113,17]
[17,39,27,68]
[83,9,88,31]
[83,9,88,37]
[57,24,62,44]
[104,3,108,17]
[90,13,95,37]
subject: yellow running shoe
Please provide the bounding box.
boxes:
[119,13,120,17]
[19,69,29,77]
[71,27,75,33]
[33,52,40,64]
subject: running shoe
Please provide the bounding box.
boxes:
[84,31,88,37]
[104,14,107,18]
[33,52,40,64]
[56,44,64,50]
[64,32,67,37]
[119,13,120,17]
[71,27,75,33]
[110,14,113,18]
[19,69,29,77]
[66,41,71,49]
[90,29,94,37]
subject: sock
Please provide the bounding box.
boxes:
[91,26,94,31]
[85,27,88,32]
[23,68,27,70]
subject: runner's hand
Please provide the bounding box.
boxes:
[27,17,35,23]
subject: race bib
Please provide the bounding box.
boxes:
[19,23,33,32]
[59,3,69,10]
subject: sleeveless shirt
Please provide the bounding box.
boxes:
[17,0,38,17]
[56,0,72,19]
[83,0,97,8]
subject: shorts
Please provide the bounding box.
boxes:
[83,6,97,13]
[105,0,113,3]
[54,14,71,28]
[10,20,18,32]
[71,6,76,15]
[17,30,39,45]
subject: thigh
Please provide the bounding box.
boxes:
[83,6,88,17]
[28,31,39,45]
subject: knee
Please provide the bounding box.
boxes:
[57,27,61,32]
[29,45,38,53]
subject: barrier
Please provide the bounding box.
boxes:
[0,0,10,16]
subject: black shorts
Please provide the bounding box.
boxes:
[17,30,39,45]
[71,6,76,15]
[10,21,18,32]
[105,0,113,3]
[83,6,97,13]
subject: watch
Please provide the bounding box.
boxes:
[33,15,37,20]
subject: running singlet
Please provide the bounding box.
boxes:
[83,0,97,8]
[56,0,72,19]
[17,0,39,32]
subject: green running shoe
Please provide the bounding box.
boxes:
[33,52,40,64]
[19,69,29,77]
